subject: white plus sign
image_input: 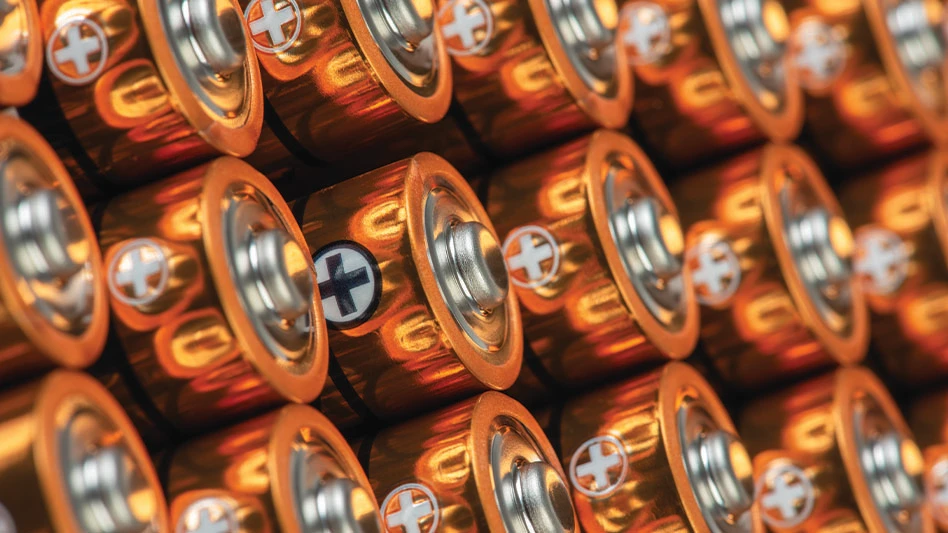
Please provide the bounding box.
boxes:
[442,0,486,49]
[692,250,731,296]
[249,0,296,46]
[508,233,553,281]
[386,491,433,533]
[575,442,621,490]
[689,238,740,306]
[855,227,907,295]
[762,476,807,520]
[190,509,232,533]
[622,2,669,64]
[793,19,845,89]
[53,23,101,75]
[114,247,163,298]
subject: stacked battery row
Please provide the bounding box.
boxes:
[0,0,946,531]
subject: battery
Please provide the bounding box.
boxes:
[241,0,453,181]
[360,391,578,532]
[622,0,803,168]
[0,0,42,106]
[910,390,948,532]
[17,0,263,199]
[95,156,328,444]
[782,0,947,167]
[0,370,169,533]
[672,143,868,388]
[742,366,932,532]
[167,403,382,533]
[0,115,109,385]
[841,150,948,385]
[551,361,761,532]
[484,129,698,400]
[294,152,521,428]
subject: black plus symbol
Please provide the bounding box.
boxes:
[318,252,371,316]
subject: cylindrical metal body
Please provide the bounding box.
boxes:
[295,152,522,428]
[741,366,932,532]
[910,390,948,532]
[95,156,328,444]
[0,115,108,385]
[18,0,263,199]
[553,362,763,532]
[0,370,169,533]
[622,0,803,167]
[782,0,948,167]
[672,144,868,388]
[360,391,578,533]
[0,0,42,106]
[841,150,948,385]
[241,0,453,179]
[167,404,382,533]
[485,129,698,399]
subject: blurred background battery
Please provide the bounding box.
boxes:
[361,391,578,533]
[485,129,698,401]
[742,367,931,531]
[0,371,168,533]
[295,152,522,428]
[94,157,328,446]
[0,0,42,106]
[622,0,804,168]
[166,404,381,533]
[18,0,263,199]
[673,144,868,389]
[0,115,108,386]
[552,362,762,532]
[910,390,948,532]
[783,0,948,168]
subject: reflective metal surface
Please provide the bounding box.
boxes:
[0,0,41,105]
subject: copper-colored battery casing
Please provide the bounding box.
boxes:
[167,404,381,533]
[96,157,328,442]
[841,151,948,385]
[910,390,948,532]
[0,0,42,106]
[783,0,948,167]
[295,152,522,427]
[673,144,868,388]
[361,391,578,532]
[742,366,932,532]
[485,129,698,398]
[0,371,169,533]
[19,0,263,198]
[622,0,803,167]
[0,116,109,385]
[553,362,763,532]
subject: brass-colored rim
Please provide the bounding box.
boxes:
[0,0,42,106]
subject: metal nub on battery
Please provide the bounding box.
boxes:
[365,392,578,533]
[742,367,930,532]
[168,404,381,533]
[485,130,697,397]
[96,157,327,440]
[0,0,42,105]
[0,115,108,385]
[0,371,169,533]
[296,152,521,428]
[672,144,867,388]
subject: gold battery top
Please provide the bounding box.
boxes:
[0,0,42,106]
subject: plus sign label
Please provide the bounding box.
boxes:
[854,226,909,296]
[568,435,629,498]
[175,498,239,533]
[0,503,15,533]
[686,235,741,306]
[46,16,109,85]
[620,2,670,66]
[380,483,439,533]
[437,0,493,57]
[755,463,815,529]
[314,241,382,329]
[244,0,302,54]
[108,238,170,306]
[502,225,560,289]
[926,458,948,526]
[791,18,846,91]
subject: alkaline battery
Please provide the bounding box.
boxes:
[742,367,931,532]
[783,0,947,167]
[0,116,108,385]
[295,152,522,428]
[361,391,578,533]
[0,371,169,533]
[242,0,452,179]
[95,156,328,443]
[553,362,761,532]
[910,390,948,531]
[841,151,948,385]
[485,129,698,398]
[621,0,803,167]
[672,144,868,388]
[167,404,382,533]
[430,0,633,164]
[0,0,42,106]
[18,0,263,199]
